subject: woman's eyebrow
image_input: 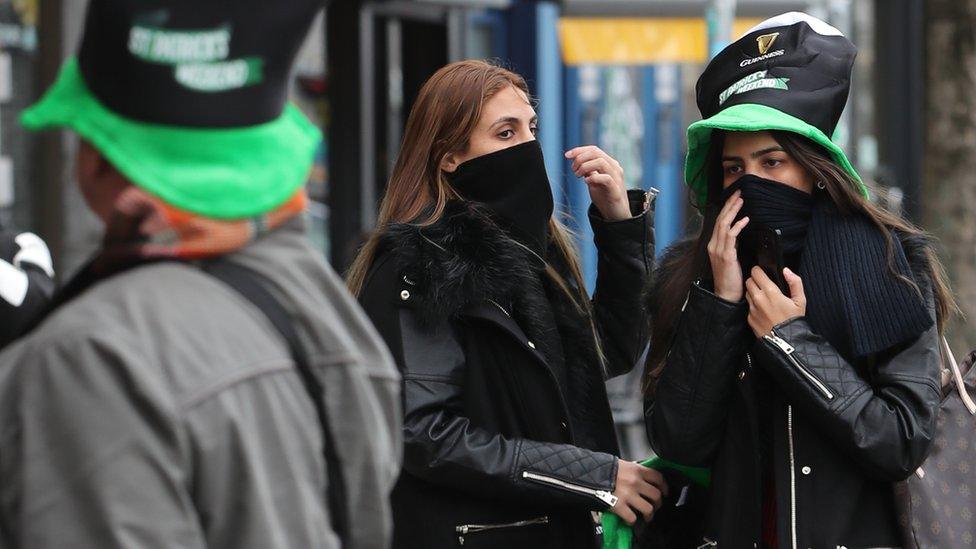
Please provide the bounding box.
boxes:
[722,147,784,162]
[751,146,785,158]
[489,115,538,128]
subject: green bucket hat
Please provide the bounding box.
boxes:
[686,12,866,208]
[22,0,324,219]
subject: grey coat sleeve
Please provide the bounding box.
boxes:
[0,330,206,549]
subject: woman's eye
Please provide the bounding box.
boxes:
[724,165,742,175]
[763,158,783,168]
[498,129,514,139]
[530,126,538,135]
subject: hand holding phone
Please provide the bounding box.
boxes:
[755,227,789,295]
[743,228,808,337]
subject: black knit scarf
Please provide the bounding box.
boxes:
[724,176,933,359]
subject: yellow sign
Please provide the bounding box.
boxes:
[559,17,764,65]
[13,0,38,27]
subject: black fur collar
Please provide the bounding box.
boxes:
[377,200,544,324]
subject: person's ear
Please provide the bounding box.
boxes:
[74,140,132,223]
[440,152,460,174]
[76,140,115,183]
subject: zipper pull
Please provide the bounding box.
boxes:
[764,333,795,355]
[522,471,619,507]
[595,490,618,507]
[643,187,660,212]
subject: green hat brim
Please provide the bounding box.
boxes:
[685,103,866,209]
[21,58,322,219]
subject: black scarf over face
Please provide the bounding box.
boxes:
[724,174,815,260]
[447,140,554,261]
[722,175,933,359]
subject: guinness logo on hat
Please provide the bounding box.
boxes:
[695,12,856,137]
[757,33,780,55]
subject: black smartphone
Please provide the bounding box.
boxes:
[754,227,789,294]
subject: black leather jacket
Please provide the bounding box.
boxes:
[359,191,654,549]
[645,235,942,549]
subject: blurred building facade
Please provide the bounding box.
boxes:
[5,0,926,458]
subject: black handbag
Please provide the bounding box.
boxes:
[894,338,976,548]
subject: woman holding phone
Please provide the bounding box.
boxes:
[349,60,664,548]
[643,12,954,549]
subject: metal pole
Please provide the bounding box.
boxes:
[33,0,66,268]
[706,0,738,59]
[327,0,368,270]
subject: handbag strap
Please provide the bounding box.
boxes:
[204,260,350,543]
[940,336,976,416]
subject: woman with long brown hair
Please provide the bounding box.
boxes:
[350,60,666,548]
[643,13,954,549]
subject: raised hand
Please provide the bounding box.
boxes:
[565,145,631,221]
[708,191,751,302]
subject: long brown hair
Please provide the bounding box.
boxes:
[643,129,957,394]
[346,60,600,356]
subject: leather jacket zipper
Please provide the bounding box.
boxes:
[522,471,618,507]
[788,405,798,549]
[764,333,834,400]
[835,546,902,549]
[641,188,660,272]
[697,537,718,548]
[456,516,549,545]
[662,287,693,365]
[488,299,511,318]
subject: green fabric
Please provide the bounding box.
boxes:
[684,103,866,208]
[601,457,711,549]
[21,58,322,219]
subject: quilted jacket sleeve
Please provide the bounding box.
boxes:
[645,281,751,466]
[359,258,620,511]
[750,298,942,481]
[396,308,620,510]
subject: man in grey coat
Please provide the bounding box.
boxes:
[0,1,401,547]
